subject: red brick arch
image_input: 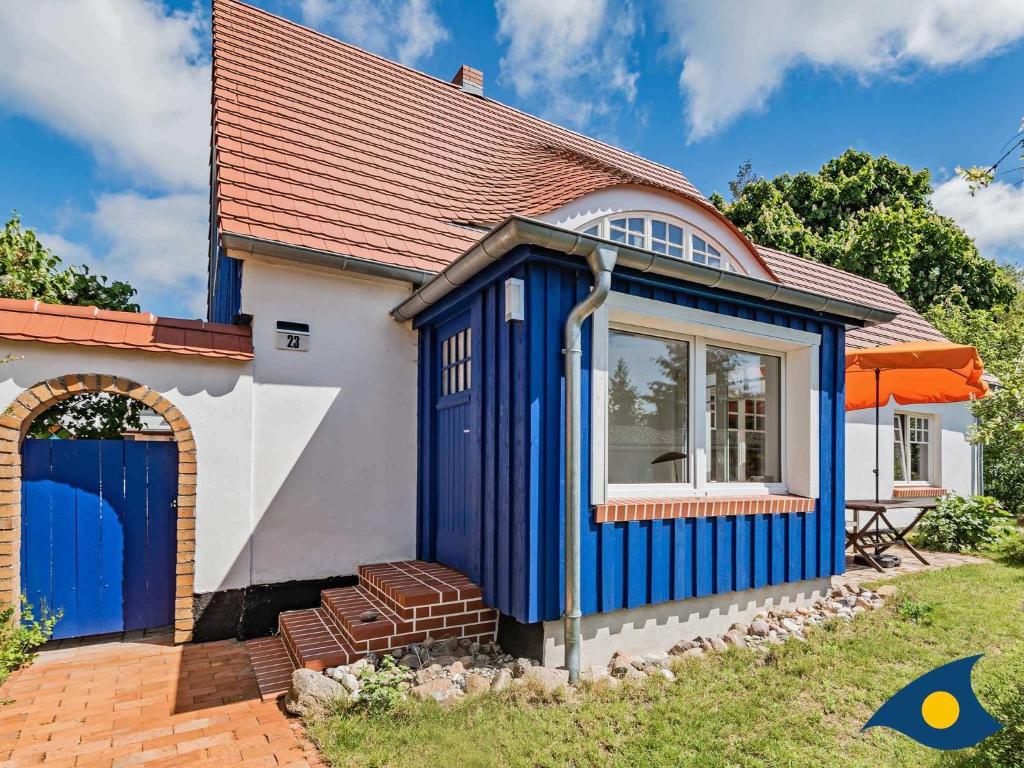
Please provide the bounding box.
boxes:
[0,374,196,642]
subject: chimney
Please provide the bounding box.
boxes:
[451,65,483,96]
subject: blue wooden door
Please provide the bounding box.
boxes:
[435,313,480,579]
[20,439,178,639]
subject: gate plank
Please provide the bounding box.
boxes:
[99,441,126,634]
[123,442,149,632]
[49,442,80,637]
[69,441,103,637]
[146,442,177,629]
[21,441,53,626]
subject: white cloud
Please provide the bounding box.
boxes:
[0,0,210,190]
[300,0,448,65]
[34,192,209,317]
[33,232,95,268]
[659,1,1024,140]
[495,0,639,128]
[932,177,1024,264]
[89,192,210,316]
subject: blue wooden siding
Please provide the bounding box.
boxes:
[418,245,849,625]
[209,246,242,324]
[21,439,179,639]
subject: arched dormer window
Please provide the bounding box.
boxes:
[579,213,745,273]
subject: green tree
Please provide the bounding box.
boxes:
[608,358,643,424]
[957,117,1023,193]
[712,149,1017,313]
[970,367,1024,517]
[0,213,145,438]
[1,214,138,311]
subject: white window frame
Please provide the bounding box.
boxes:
[893,411,940,486]
[605,322,697,497]
[591,292,821,502]
[581,211,747,274]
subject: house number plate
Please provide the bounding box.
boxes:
[276,321,310,351]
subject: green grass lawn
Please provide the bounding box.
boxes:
[307,562,1024,767]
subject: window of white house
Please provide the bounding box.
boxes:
[579,213,741,272]
[706,347,781,483]
[691,235,722,268]
[894,413,931,482]
[608,330,689,484]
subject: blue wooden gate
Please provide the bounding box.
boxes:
[434,312,480,580]
[20,439,178,639]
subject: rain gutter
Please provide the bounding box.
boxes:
[389,216,899,326]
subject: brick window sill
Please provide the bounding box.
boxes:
[594,494,816,523]
[892,486,946,499]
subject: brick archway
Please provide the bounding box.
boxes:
[0,374,196,643]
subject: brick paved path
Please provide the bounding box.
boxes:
[0,628,322,768]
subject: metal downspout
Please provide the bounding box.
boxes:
[563,245,617,683]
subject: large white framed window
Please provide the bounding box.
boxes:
[607,328,693,490]
[591,293,821,502]
[894,412,937,484]
[581,212,745,274]
[706,346,782,484]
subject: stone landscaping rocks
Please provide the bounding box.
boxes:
[665,582,891,660]
[286,578,896,717]
[285,669,345,717]
[490,669,511,692]
[511,658,534,678]
[523,666,570,695]
[411,677,459,702]
[749,619,771,637]
[464,673,491,696]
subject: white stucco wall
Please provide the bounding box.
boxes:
[846,401,981,524]
[240,258,419,585]
[0,341,254,594]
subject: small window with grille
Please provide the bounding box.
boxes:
[440,328,472,396]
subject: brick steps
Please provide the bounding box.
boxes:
[279,560,497,671]
[279,607,358,671]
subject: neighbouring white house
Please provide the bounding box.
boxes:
[0,0,986,670]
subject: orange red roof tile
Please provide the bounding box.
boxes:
[211,0,949,350]
[0,299,253,360]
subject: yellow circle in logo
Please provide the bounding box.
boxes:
[921,691,960,729]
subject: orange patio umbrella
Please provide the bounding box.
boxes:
[845,341,989,501]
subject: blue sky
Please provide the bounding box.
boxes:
[1,0,1023,318]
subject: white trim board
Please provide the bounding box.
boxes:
[591,291,821,504]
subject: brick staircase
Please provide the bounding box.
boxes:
[277,560,498,673]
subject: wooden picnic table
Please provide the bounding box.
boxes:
[845,498,940,573]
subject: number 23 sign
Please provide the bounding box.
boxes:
[275,321,310,352]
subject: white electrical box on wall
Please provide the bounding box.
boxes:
[505,277,524,322]
[276,321,310,351]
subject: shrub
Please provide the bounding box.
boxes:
[0,598,59,685]
[355,656,412,712]
[912,495,1011,553]
[992,529,1024,566]
[895,598,935,625]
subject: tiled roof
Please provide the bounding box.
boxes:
[211,0,945,352]
[0,299,254,360]
[755,247,947,349]
[211,0,709,275]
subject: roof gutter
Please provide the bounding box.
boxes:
[221,232,435,288]
[389,216,899,326]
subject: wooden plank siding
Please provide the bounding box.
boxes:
[416,245,850,626]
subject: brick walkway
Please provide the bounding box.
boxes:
[0,628,322,768]
[836,545,987,589]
